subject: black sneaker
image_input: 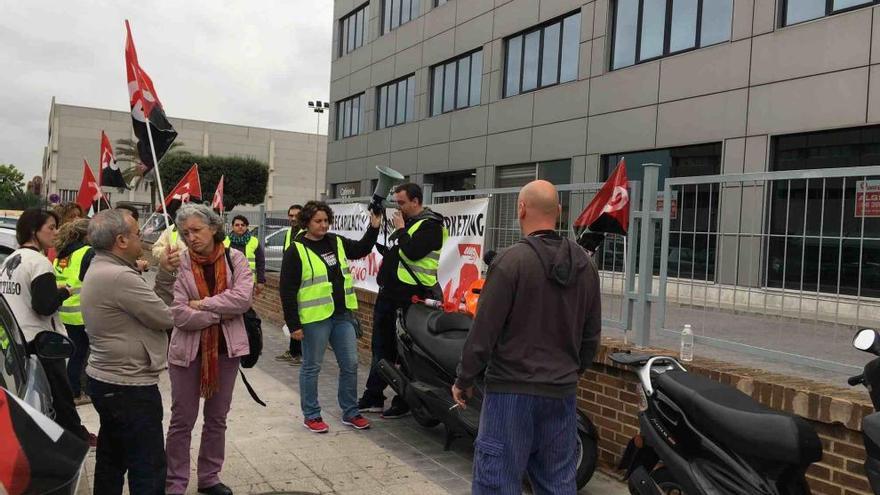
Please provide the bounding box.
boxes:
[357,395,384,413]
[381,402,411,419]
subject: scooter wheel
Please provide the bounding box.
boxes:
[649,467,685,495]
[411,405,440,428]
[576,424,598,489]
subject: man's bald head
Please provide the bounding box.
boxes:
[518,180,561,234]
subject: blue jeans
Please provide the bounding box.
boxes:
[300,313,359,421]
[473,392,578,495]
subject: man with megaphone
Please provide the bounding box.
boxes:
[359,180,448,419]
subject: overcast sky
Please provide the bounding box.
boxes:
[0,0,334,180]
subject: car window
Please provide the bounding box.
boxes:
[266,229,287,247]
[0,297,26,394]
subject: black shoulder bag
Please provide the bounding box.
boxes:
[225,249,266,407]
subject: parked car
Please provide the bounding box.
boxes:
[264,227,289,272]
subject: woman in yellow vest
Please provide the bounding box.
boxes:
[53,218,95,404]
[279,201,381,433]
[228,215,266,295]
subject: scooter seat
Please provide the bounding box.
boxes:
[404,305,471,374]
[655,370,822,465]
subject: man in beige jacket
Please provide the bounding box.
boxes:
[81,209,180,495]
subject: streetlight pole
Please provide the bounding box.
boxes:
[307,100,329,200]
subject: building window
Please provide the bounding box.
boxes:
[769,126,880,297]
[377,75,416,129]
[339,3,369,56]
[431,50,482,116]
[334,182,362,199]
[59,189,79,203]
[782,0,877,26]
[426,170,476,192]
[335,93,366,140]
[435,0,448,5]
[383,0,418,34]
[504,11,581,98]
[611,0,732,70]
[602,143,722,279]
[493,160,572,249]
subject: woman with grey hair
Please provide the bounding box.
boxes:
[165,204,253,495]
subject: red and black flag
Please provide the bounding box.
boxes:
[0,387,89,495]
[75,160,102,213]
[163,164,202,207]
[125,20,177,174]
[99,130,127,189]
[574,157,630,236]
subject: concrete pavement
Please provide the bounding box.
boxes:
[75,319,627,494]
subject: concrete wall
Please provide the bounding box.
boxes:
[328,0,880,191]
[43,102,327,210]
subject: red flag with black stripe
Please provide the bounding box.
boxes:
[574,157,630,235]
[0,387,88,494]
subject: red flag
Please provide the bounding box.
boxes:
[163,164,202,206]
[75,161,101,213]
[99,131,127,189]
[212,175,225,213]
[574,157,630,235]
[125,20,161,118]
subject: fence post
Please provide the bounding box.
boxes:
[257,204,266,248]
[633,163,660,347]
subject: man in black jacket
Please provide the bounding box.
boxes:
[358,183,447,418]
[453,180,601,495]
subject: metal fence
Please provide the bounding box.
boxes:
[654,165,880,376]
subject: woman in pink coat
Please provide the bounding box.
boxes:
[165,204,253,495]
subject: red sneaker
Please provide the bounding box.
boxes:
[342,415,371,430]
[303,417,329,433]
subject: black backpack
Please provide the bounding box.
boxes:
[224,249,266,406]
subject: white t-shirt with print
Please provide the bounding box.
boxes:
[0,248,65,341]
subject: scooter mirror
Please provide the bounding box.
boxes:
[853,328,879,352]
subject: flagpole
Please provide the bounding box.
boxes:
[145,116,170,226]
[623,234,628,345]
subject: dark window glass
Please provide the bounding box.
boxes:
[470,51,482,107]
[612,0,638,69]
[339,4,369,56]
[640,0,667,60]
[384,0,417,34]
[426,170,476,192]
[834,0,873,11]
[783,0,830,25]
[406,77,415,122]
[669,0,698,53]
[378,86,388,129]
[560,14,580,82]
[504,11,581,97]
[612,0,731,70]
[601,144,722,279]
[435,0,448,5]
[506,36,523,96]
[541,22,560,86]
[443,61,456,113]
[396,80,407,123]
[700,0,733,46]
[457,58,470,108]
[432,68,443,115]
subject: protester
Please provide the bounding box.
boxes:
[228,215,266,295]
[453,180,602,495]
[151,198,187,261]
[165,204,253,495]
[0,208,93,444]
[359,183,447,418]
[279,201,380,433]
[55,202,84,225]
[276,203,304,365]
[81,209,177,495]
[52,218,95,405]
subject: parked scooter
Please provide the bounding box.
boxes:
[847,328,880,494]
[376,263,599,490]
[610,351,823,494]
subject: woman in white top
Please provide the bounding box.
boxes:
[0,208,93,444]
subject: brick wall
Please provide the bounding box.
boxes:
[256,274,874,494]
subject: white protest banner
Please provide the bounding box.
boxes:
[328,198,490,299]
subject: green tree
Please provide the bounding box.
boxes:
[114,139,186,205]
[159,153,268,210]
[0,164,25,202]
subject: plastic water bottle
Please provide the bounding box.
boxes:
[680,324,694,362]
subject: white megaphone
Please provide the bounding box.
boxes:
[369,166,405,214]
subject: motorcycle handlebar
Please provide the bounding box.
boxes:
[848,373,865,386]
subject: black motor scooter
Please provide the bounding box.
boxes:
[377,301,599,490]
[847,328,880,494]
[610,351,823,494]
